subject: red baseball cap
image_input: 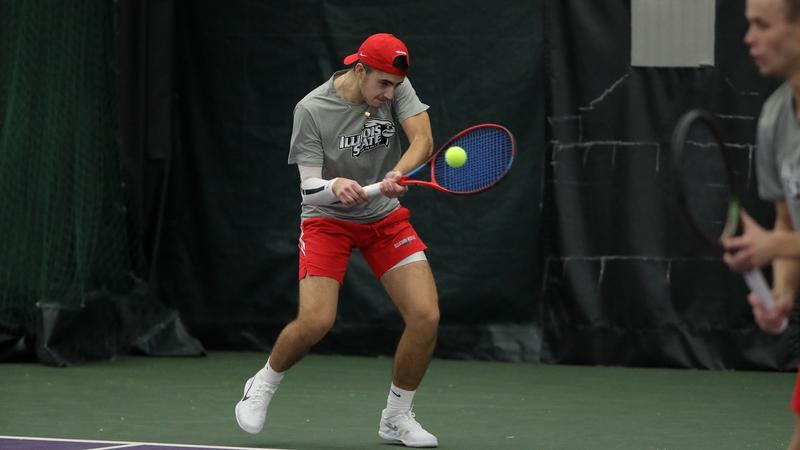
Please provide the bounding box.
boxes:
[343,33,409,76]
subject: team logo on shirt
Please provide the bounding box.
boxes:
[339,118,396,158]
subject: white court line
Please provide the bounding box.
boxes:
[88,445,138,450]
[0,435,291,450]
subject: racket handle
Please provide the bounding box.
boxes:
[743,270,774,309]
[362,178,410,199]
[742,270,788,333]
[362,182,383,198]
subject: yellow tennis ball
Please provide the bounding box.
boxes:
[445,146,467,168]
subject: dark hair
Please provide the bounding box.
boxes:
[788,0,800,20]
[355,56,409,75]
[392,55,409,72]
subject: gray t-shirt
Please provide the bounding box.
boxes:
[288,70,429,223]
[756,82,800,229]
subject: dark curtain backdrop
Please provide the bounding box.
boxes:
[0,0,203,365]
[131,0,547,361]
[541,0,794,370]
[111,0,794,370]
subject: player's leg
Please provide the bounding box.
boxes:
[381,260,439,390]
[350,206,440,447]
[235,217,351,434]
[789,369,800,450]
[235,275,340,434]
[358,208,439,391]
[270,275,340,371]
[377,259,440,448]
[789,414,800,450]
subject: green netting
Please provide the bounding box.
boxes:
[0,0,131,328]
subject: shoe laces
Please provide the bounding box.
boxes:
[247,379,276,405]
[390,407,425,432]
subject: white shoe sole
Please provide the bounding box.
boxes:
[378,430,438,448]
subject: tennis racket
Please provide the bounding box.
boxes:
[363,123,515,197]
[671,109,786,332]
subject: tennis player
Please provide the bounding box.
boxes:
[722,0,800,448]
[234,33,440,448]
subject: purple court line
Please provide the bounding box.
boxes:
[0,436,290,450]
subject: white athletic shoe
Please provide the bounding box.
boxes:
[234,374,277,434]
[378,408,438,448]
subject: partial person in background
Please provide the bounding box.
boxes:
[723,0,800,448]
[233,33,440,448]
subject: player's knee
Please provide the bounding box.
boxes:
[426,307,440,328]
[298,316,335,343]
[408,305,439,332]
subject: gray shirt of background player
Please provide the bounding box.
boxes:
[288,70,429,223]
[757,82,800,229]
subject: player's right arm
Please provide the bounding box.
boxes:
[291,105,368,206]
[299,166,368,206]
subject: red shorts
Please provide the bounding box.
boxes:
[793,369,800,414]
[298,207,427,284]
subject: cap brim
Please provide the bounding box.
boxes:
[343,53,359,65]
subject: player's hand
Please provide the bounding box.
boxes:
[748,291,791,334]
[379,170,407,198]
[331,178,368,206]
[721,211,774,272]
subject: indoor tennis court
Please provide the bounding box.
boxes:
[1,353,795,449]
[2,0,799,449]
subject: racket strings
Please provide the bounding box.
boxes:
[432,127,513,193]
[678,121,736,241]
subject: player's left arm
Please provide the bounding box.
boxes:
[380,111,433,196]
[751,201,800,332]
[396,111,433,173]
[771,202,800,298]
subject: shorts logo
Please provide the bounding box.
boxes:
[393,235,416,248]
[298,230,306,255]
[339,118,396,158]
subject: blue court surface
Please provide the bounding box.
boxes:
[0,436,288,450]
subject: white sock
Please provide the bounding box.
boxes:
[386,383,415,414]
[257,358,285,386]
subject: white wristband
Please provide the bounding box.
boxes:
[300,177,339,205]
